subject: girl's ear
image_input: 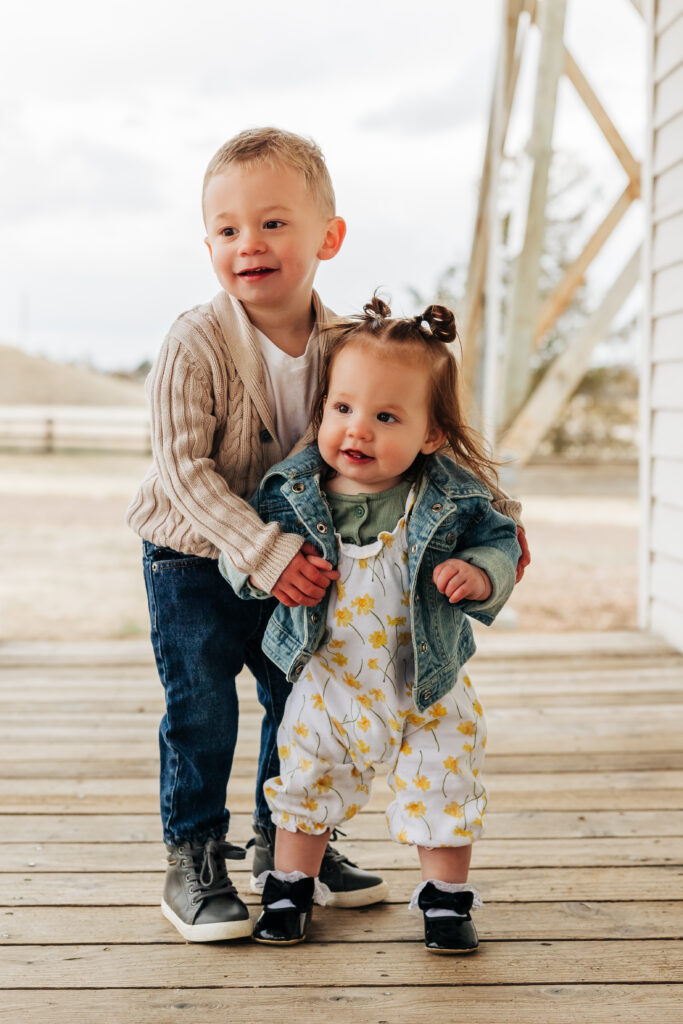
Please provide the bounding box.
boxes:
[420,426,445,455]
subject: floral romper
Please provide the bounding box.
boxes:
[265,490,488,848]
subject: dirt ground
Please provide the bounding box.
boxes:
[0,452,638,641]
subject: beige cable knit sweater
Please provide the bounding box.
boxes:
[126,289,521,594]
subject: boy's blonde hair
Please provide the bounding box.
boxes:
[202,127,336,222]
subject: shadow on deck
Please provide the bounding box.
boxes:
[0,631,681,1023]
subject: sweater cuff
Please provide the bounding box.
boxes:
[249,532,305,593]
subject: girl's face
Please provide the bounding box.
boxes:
[318,342,444,494]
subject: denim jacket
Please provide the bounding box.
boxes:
[219,444,520,712]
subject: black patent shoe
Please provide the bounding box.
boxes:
[417,883,479,954]
[249,824,389,908]
[161,838,252,942]
[252,874,315,945]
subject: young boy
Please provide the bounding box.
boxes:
[127,127,528,943]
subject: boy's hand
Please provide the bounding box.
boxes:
[515,527,530,583]
[433,558,492,604]
[266,542,339,608]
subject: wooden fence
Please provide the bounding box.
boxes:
[0,406,151,454]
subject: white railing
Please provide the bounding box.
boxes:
[0,405,151,454]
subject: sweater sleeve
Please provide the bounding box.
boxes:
[148,337,303,591]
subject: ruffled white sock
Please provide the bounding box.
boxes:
[256,869,332,907]
[410,879,483,918]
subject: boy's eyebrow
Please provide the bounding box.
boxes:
[210,204,294,223]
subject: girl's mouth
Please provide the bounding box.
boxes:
[342,449,373,463]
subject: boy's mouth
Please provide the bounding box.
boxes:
[342,449,373,463]
[237,267,276,279]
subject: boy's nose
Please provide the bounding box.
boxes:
[239,230,266,255]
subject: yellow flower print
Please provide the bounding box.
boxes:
[396,829,408,843]
[445,801,463,818]
[331,717,347,737]
[274,776,283,785]
[401,591,410,606]
[398,632,412,647]
[335,607,353,627]
[472,700,483,716]
[293,721,309,738]
[413,774,431,791]
[305,670,313,682]
[301,797,318,811]
[429,703,447,718]
[331,651,348,667]
[359,558,369,569]
[357,739,371,754]
[400,740,412,756]
[472,768,479,778]
[369,629,388,649]
[407,713,425,727]
[389,717,400,731]
[370,688,386,702]
[398,708,411,719]
[357,715,371,732]
[299,758,312,771]
[351,594,375,615]
[336,580,346,600]
[482,737,488,749]
[378,532,394,547]
[401,551,409,563]
[389,736,399,746]
[297,821,312,833]
[355,783,369,794]
[462,743,474,753]
[357,694,373,710]
[443,756,459,772]
[463,675,472,688]
[457,721,476,736]
[281,811,290,824]
[313,773,333,793]
[387,614,406,627]
[329,639,345,649]
[343,671,361,690]
[265,786,277,799]
[472,817,482,827]
[313,822,327,831]
[394,774,408,791]
[312,693,325,711]
[405,800,427,818]
[350,765,362,778]
[368,658,379,670]
[278,745,290,760]
[345,803,361,819]
[453,827,474,839]
[423,720,439,732]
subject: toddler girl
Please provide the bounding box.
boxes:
[220,298,521,952]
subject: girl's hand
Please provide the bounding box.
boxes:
[432,559,492,604]
[267,542,339,608]
[515,527,530,583]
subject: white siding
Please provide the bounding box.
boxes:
[642,1,683,650]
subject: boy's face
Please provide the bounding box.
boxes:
[318,343,444,494]
[204,162,344,320]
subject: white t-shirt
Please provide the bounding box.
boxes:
[254,327,320,455]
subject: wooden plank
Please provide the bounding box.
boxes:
[654,158,683,215]
[651,554,683,614]
[656,11,683,81]
[657,0,683,35]
[1,940,680,989]
[651,410,683,460]
[4,901,681,945]
[652,501,683,559]
[2,985,681,1024]
[652,457,683,506]
[653,209,683,269]
[651,598,683,653]
[655,59,683,129]
[653,311,683,360]
[653,261,683,319]
[2,836,680,873]
[651,359,683,409]
[654,110,683,175]
[2,867,681,906]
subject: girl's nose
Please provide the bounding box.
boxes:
[347,416,372,441]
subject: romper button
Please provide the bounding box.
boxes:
[294,664,304,676]
[311,613,319,624]
[316,522,328,534]
[420,641,428,652]
[446,532,455,544]
[292,482,305,493]
[432,503,442,512]
[411,543,418,554]
[354,505,364,517]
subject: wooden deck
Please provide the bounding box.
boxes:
[1,632,682,1023]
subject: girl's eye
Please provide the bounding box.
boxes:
[377,412,397,423]
[335,403,350,414]
[221,227,237,237]
[264,220,285,230]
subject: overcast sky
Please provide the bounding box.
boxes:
[0,0,645,370]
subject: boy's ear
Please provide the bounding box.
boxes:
[318,216,346,262]
[204,237,213,260]
[420,426,445,455]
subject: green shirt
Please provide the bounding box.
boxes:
[324,479,413,544]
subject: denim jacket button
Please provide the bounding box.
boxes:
[446,532,455,544]
[316,522,329,534]
[292,482,305,493]
[293,663,304,676]
[420,641,428,652]
[423,689,432,701]
[311,612,319,624]
[411,543,418,554]
[431,503,443,512]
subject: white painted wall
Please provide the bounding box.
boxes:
[641,0,683,649]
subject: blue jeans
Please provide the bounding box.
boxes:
[142,541,290,846]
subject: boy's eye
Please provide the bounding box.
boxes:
[221,227,237,237]
[377,412,397,423]
[264,220,285,230]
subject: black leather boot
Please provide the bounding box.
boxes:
[161,838,252,941]
[417,882,479,954]
[249,823,389,907]
[252,873,315,945]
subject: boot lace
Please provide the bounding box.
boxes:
[178,839,246,907]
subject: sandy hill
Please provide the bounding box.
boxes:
[0,345,147,406]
